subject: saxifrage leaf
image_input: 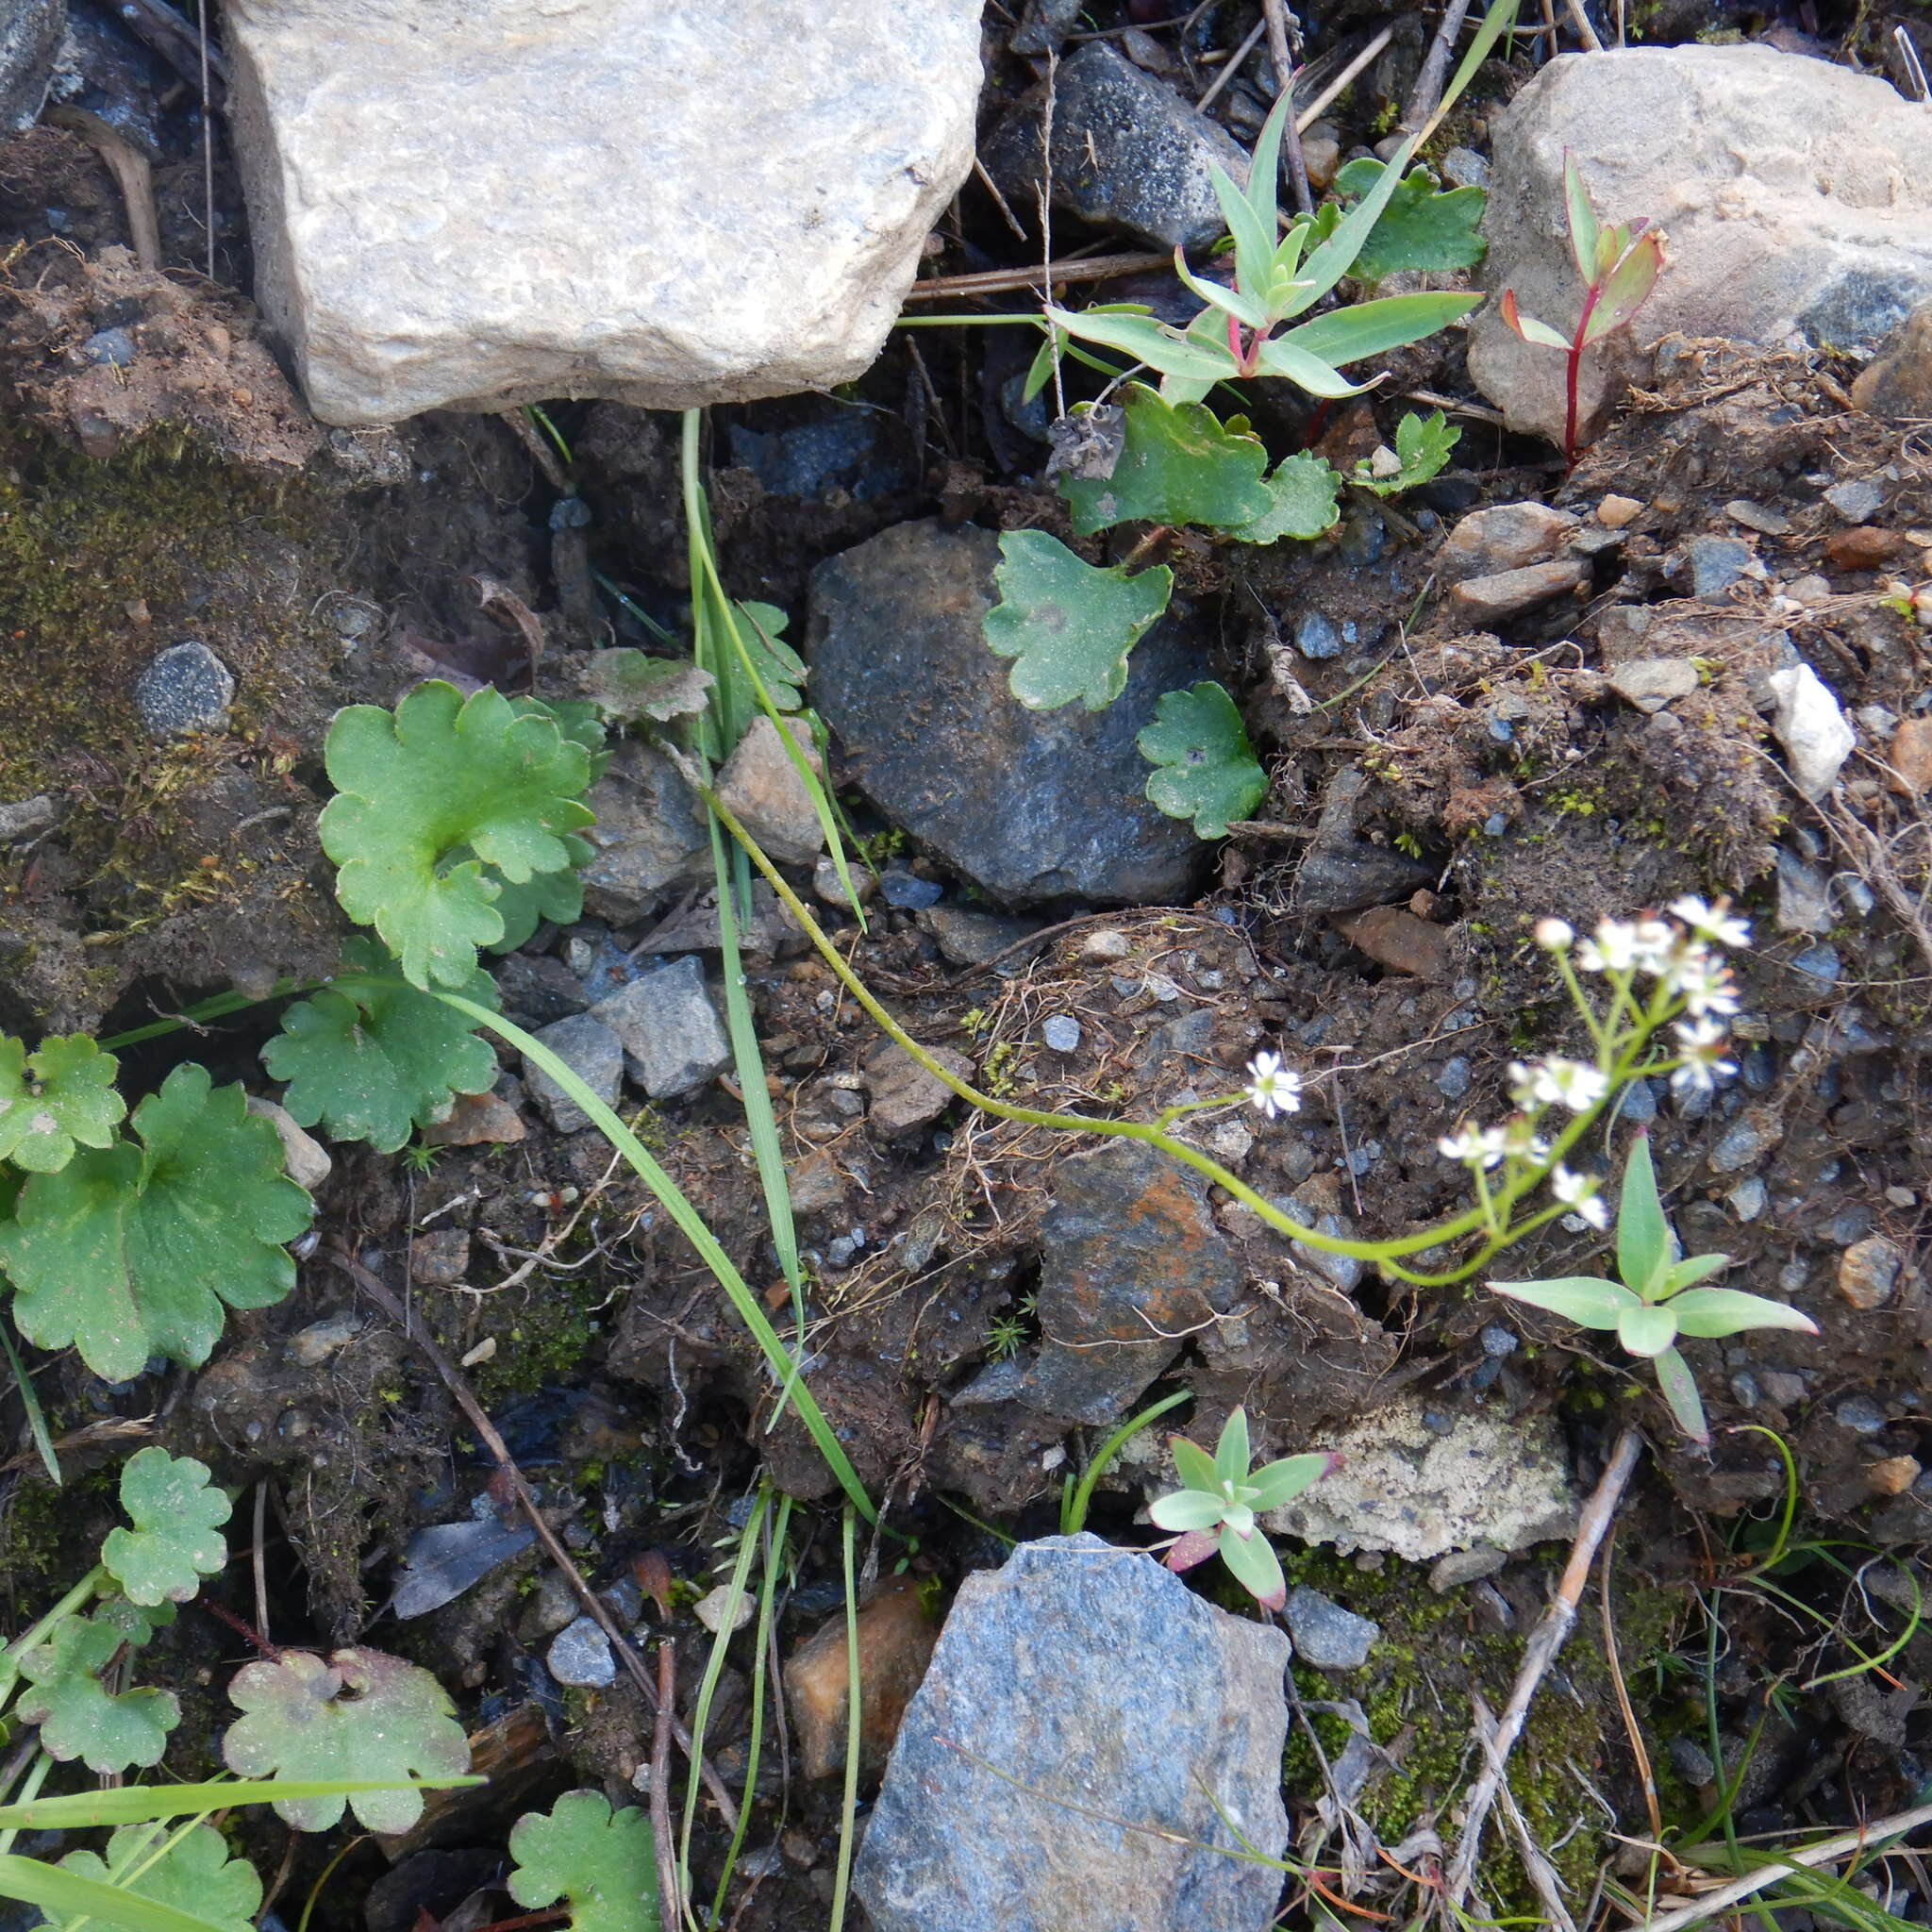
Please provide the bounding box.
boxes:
[1058,385,1273,535]
[222,1646,472,1833]
[16,1616,180,1774]
[578,650,716,725]
[508,1790,660,1932]
[1326,158,1487,282]
[53,1824,260,1932]
[1225,452,1341,542]
[1138,682,1266,839]
[0,1064,310,1382]
[263,938,500,1153]
[320,681,595,990]
[984,531,1174,711]
[1351,410,1459,497]
[102,1447,230,1607]
[0,1034,125,1174]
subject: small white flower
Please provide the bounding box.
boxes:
[1244,1052,1303,1120]
[1670,1016,1738,1095]
[1669,894,1752,950]
[1440,1125,1507,1169]
[1630,918,1678,976]
[1551,1165,1609,1230]
[1514,1056,1609,1113]
[1575,918,1640,974]
[1533,918,1574,951]
[1501,1120,1552,1164]
[1667,945,1741,1019]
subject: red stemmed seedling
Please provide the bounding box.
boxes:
[1498,152,1665,467]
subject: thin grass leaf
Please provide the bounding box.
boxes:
[0,1780,473,1833]
[0,1322,58,1485]
[0,1855,238,1932]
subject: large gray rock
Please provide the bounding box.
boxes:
[806,521,1205,905]
[1468,47,1932,446]
[855,1534,1290,1932]
[591,956,730,1100]
[222,0,981,425]
[577,741,710,925]
[1,0,62,135]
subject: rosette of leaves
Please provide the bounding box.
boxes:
[50,1824,261,1932]
[101,1448,230,1607]
[0,1064,311,1382]
[320,682,597,990]
[508,1790,659,1932]
[222,1646,472,1833]
[262,938,499,1152]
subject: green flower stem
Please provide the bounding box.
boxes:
[97,982,308,1053]
[703,787,1584,1281]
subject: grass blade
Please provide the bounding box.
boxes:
[0,1321,59,1486]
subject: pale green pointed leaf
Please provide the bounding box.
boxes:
[1563,152,1602,284]
[1661,1252,1730,1296]
[1242,1451,1339,1513]
[1173,248,1270,332]
[1668,1288,1819,1340]
[1059,385,1272,535]
[222,1646,472,1834]
[1328,158,1488,282]
[1277,291,1483,370]
[1169,1435,1221,1494]
[49,1824,261,1932]
[263,937,499,1153]
[508,1790,659,1932]
[102,1447,229,1607]
[1225,452,1341,543]
[321,681,595,990]
[1617,1301,1679,1358]
[1138,682,1265,840]
[1652,1344,1707,1443]
[1499,291,1571,350]
[1214,1406,1252,1485]
[1211,158,1276,305]
[1251,340,1371,398]
[0,1036,125,1174]
[1488,1275,1633,1330]
[16,1617,179,1774]
[579,650,716,724]
[1149,1489,1227,1532]
[0,1064,310,1382]
[1296,127,1426,308]
[1584,229,1664,343]
[983,531,1173,711]
[1616,1136,1670,1297]
[1243,93,1293,258]
[1041,304,1239,384]
[1216,1522,1286,1608]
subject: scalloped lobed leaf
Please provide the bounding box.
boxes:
[508,1790,660,1932]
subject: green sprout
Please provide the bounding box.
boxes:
[1489,1132,1817,1444]
[1148,1407,1336,1610]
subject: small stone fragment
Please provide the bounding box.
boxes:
[1887,717,1932,795]
[288,1310,362,1368]
[1726,1176,1768,1223]
[1428,1548,1508,1591]
[1041,1014,1081,1053]
[1447,558,1588,625]
[1837,1395,1887,1436]
[1596,494,1643,529]
[1851,299,1932,416]
[813,852,875,908]
[865,1041,973,1137]
[1437,502,1579,583]
[695,1584,756,1635]
[1707,1106,1784,1175]
[920,906,1041,967]
[410,1228,470,1287]
[1080,928,1133,962]
[784,1575,939,1780]
[1725,498,1791,536]
[1331,906,1451,980]
[1774,845,1834,935]
[425,1090,527,1146]
[577,741,709,924]
[1824,525,1908,570]
[1607,657,1699,714]
[1824,477,1887,523]
[788,1150,848,1215]
[0,795,58,841]
[1300,125,1341,192]
[1869,1456,1922,1496]
[1687,535,1757,599]
[134,641,234,738]
[715,716,825,866]
[493,952,591,1025]
[546,1614,616,1689]
[1838,1235,1904,1311]
[246,1096,333,1191]
[1767,663,1855,800]
[1293,610,1343,659]
[0,0,63,136]
[521,1013,624,1134]
[592,956,730,1099]
[1284,1587,1378,1671]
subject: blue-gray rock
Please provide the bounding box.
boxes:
[591,955,729,1099]
[576,740,709,924]
[392,1512,538,1619]
[1836,1395,1887,1436]
[1707,1105,1783,1175]
[1688,536,1756,600]
[982,42,1252,251]
[1009,0,1084,54]
[1285,1586,1379,1671]
[521,1012,623,1133]
[855,1534,1290,1932]
[1790,943,1840,986]
[492,952,591,1025]
[1016,1141,1241,1424]
[1294,611,1344,659]
[1436,1056,1472,1100]
[78,326,136,367]
[1480,1324,1519,1357]
[1824,477,1886,523]
[545,1614,617,1688]
[1041,1014,1081,1053]
[878,864,944,909]
[1611,1077,1657,1125]
[807,521,1203,906]
[133,641,234,738]
[1726,1176,1768,1222]
[0,0,62,135]
[1775,845,1833,935]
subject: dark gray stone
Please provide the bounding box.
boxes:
[576,740,709,924]
[521,1012,623,1133]
[392,1513,538,1620]
[982,41,1251,252]
[1688,535,1757,600]
[492,952,591,1025]
[920,905,1042,967]
[1017,1141,1241,1424]
[1775,845,1833,935]
[807,521,1203,906]
[545,1614,616,1688]
[591,955,729,1099]
[1824,477,1886,523]
[855,1534,1291,1932]
[1,0,63,136]
[1284,1586,1379,1670]
[1041,1014,1081,1053]
[133,641,233,738]
[1295,611,1344,659]
[1294,768,1433,915]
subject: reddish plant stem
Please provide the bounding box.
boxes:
[1564,279,1604,468]
[200,1599,288,1666]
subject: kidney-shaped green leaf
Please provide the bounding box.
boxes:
[984,531,1174,711]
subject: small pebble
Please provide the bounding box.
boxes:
[695,1584,756,1635]
[133,641,234,738]
[1869,1455,1922,1496]
[1295,611,1344,659]
[1760,1370,1807,1407]
[1080,928,1132,962]
[1143,974,1181,1003]
[1284,1587,1379,1671]
[1435,1056,1471,1100]
[1479,1324,1518,1357]
[546,1614,617,1688]
[1725,499,1791,536]
[1729,1371,1761,1409]
[1596,493,1644,528]
[1428,1547,1507,1591]
[1838,1235,1904,1310]
[877,867,942,910]
[79,325,137,367]
[1790,943,1840,985]
[1836,1395,1887,1436]
[1725,1176,1768,1223]
[1206,1120,1252,1164]
[1824,478,1886,523]
[1670,1737,1718,1786]
[1041,1014,1081,1053]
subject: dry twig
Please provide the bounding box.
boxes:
[650,1639,683,1928]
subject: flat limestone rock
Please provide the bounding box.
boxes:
[1468,46,1932,446]
[855,1534,1289,1932]
[224,0,981,425]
